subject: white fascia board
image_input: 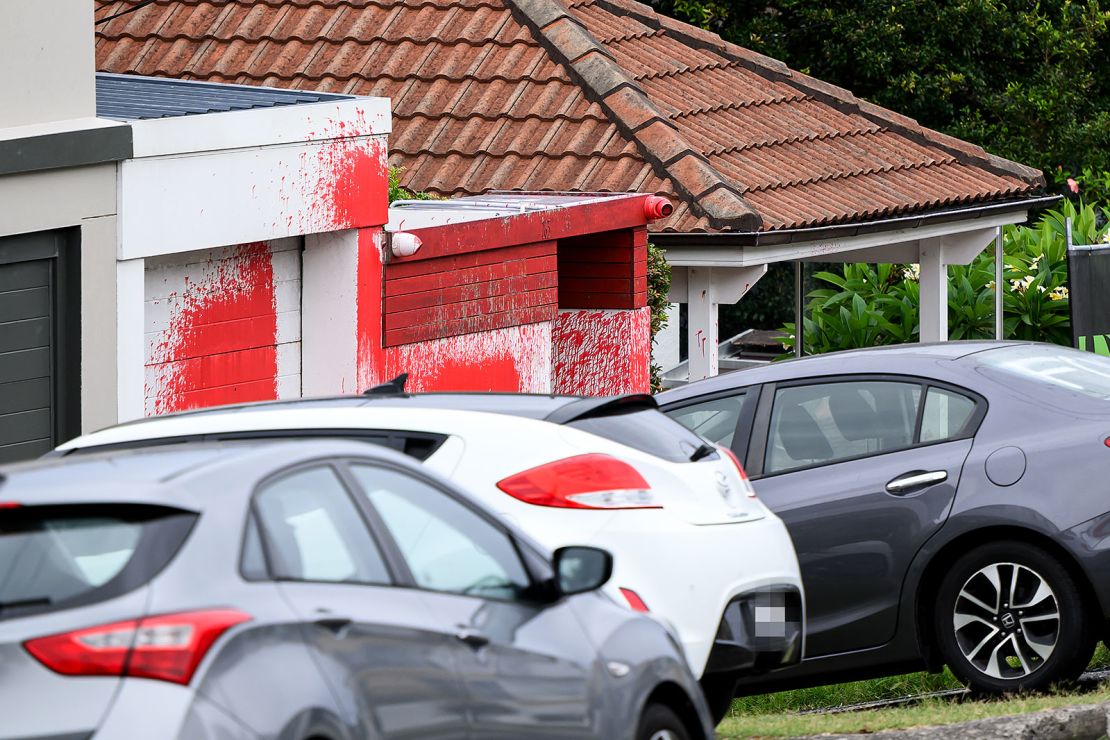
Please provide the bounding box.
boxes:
[0,116,126,143]
[662,210,1029,267]
[128,97,391,159]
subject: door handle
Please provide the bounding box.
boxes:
[886,470,948,495]
[313,617,353,636]
[454,627,490,650]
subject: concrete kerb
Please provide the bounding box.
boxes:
[806,701,1110,740]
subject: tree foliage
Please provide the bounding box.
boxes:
[650,0,1110,176]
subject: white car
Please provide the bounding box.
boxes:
[57,390,805,720]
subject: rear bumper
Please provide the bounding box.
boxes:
[704,585,804,676]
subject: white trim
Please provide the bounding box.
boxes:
[662,212,1029,267]
[128,98,391,159]
[116,258,146,423]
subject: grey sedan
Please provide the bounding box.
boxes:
[0,440,713,739]
[659,341,1110,695]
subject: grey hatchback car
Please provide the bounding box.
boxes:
[0,440,713,740]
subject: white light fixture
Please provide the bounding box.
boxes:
[390,232,422,258]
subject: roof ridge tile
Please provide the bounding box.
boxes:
[506,0,763,230]
[586,0,1043,188]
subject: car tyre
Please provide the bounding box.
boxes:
[636,703,691,740]
[934,540,1094,693]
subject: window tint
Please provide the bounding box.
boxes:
[766,381,921,474]
[0,504,195,620]
[349,465,530,600]
[568,409,712,462]
[665,393,747,447]
[920,387,977,443]
[255,467,389,584]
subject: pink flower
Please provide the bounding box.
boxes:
[1067,178,1079,194]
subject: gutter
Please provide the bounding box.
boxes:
[650,195,1063,249]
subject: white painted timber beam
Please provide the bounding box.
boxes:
[918,237,949,343]
[678,265,768,381]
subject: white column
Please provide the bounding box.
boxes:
[115,257,146,422]
[651,303,681,372]
[302,230,360,395]
[994,228,1004,340]
[918,239,947,343]
[687,267,717,381]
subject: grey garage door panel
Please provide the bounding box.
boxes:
[0,377,51,416]
[0,261,49,293]
[0,317,50,354]
[0,286,50,322]
[0,437,53,464]
[0,347,50,384]
[0,408,50,446]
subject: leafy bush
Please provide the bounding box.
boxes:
[778,202,1107,355]
[647,242,672,392]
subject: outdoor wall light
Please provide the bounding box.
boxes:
[390,232,422,258]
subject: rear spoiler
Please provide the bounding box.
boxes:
[543,394,657,424]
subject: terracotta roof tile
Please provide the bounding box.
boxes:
[96,0,1044,233]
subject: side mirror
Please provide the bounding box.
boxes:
[553,546,613,596]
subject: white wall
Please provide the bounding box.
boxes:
[1,0,95,127]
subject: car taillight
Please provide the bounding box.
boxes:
[1104,436,1110,448]
[24,609,250,685]
[719,447,757,499]
[496,454,658,510]
[619,587,650,612]
[0,501,21,509]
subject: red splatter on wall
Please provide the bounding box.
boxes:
[552,308,651,395]
[146,243,279,414]
[301,113,388,232]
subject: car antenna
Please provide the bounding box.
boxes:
[363,373,408,396]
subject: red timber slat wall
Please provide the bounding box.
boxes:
[558,227,648,310]
[382,241,558,347]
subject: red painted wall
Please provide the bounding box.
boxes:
[552,308,651,395]
[146,242,280,414]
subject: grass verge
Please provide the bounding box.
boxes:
[717,644,1110,737]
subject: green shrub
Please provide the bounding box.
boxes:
[778,201,1108,355]
[647,242,672,392]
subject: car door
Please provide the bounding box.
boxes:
[251,464,468,740]
[343,463,599,739]
[743,377,983,657]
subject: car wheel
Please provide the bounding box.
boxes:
[934,540,1095,693]
[637,704,691,740]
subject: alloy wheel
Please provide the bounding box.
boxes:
[648,732,679,740]
[952,562,1060,680]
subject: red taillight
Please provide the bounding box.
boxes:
[719,446,757,499]
[0,502,21,509]
[24,609,250,685]
[1104,437,1110,448]
[619,587,650,613]
[496,454,658,510]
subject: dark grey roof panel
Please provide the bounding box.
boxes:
[95,73,353,121]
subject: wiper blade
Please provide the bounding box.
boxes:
[690,443,716,462]
[0,596,52,613]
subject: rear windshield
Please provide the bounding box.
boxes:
[567,409,716,463]
[975,345,1110,404]
[0,505,195,620]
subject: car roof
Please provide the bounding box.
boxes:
[0,439,415,505]
[657,340,1037,403]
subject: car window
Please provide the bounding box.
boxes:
[0,504,195,620]
[766,381,921,474]
[567,409,714,462]
[920,387,977,443]
[348,465,531,601]
[665,393,747,447]
[255,467,390,584]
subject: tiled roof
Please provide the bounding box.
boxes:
[95,0,1043,233]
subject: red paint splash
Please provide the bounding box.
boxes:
[553,308,651,395]
[304,112,388,231]
[147,243,278,414]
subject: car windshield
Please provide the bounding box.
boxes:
[975,344,1110,402]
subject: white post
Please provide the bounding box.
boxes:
[918,239,948,343]
[115,257,146,422]
[687,267,718,381]
[652,303,681,372]
[994,227,1004,340]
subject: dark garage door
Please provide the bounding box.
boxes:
[0,232,77,462]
